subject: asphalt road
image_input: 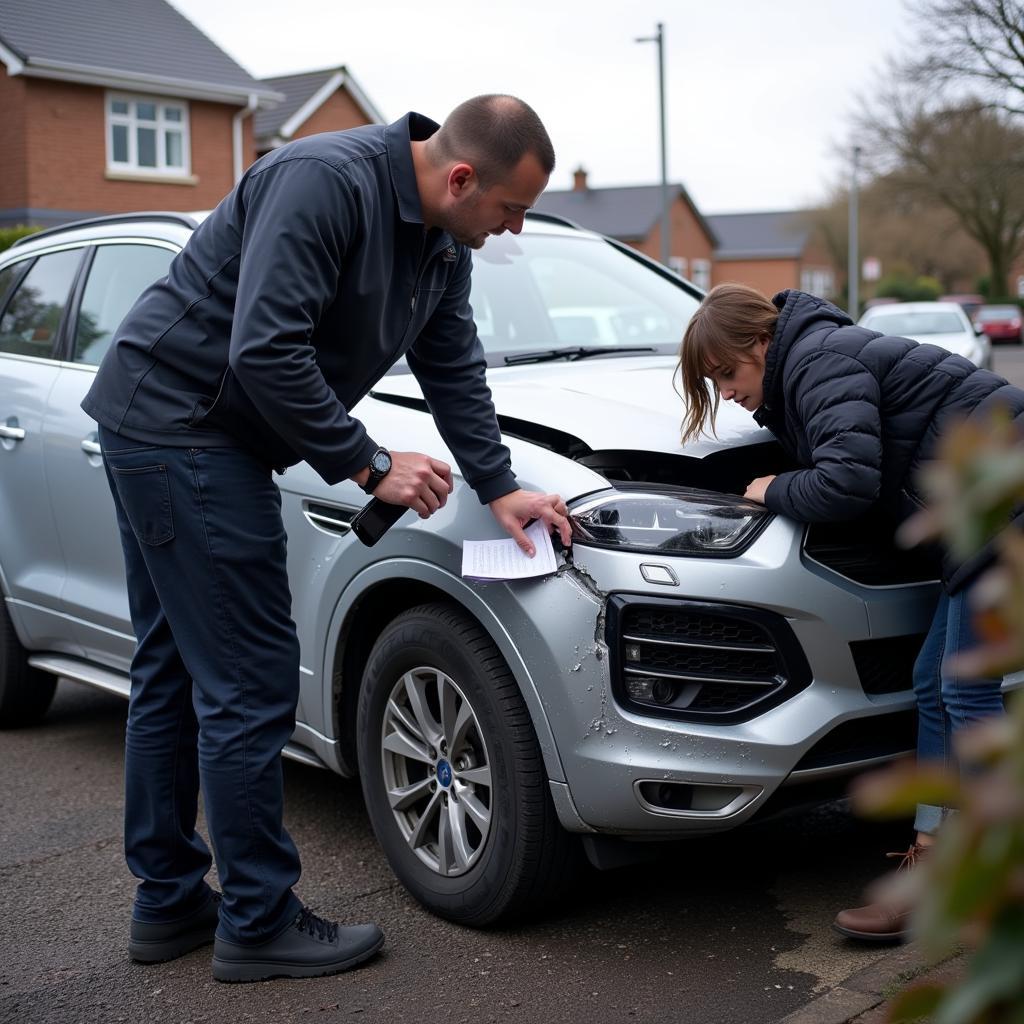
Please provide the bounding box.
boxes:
[2,343,1022,1024]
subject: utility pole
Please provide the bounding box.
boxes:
[848,145,861,319]
[636,23,670,267]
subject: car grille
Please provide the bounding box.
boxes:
[606,596,811,723]
[849,634,926,695]
[804,521,939,586]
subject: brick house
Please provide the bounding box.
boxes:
[535,169,841,299]
[254,66,382,158]
[705,210,838,299]
[534,168,718,290]
[0,0,283,227]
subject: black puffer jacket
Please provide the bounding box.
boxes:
[754,290,1024,592]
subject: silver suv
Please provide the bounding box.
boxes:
[0,212,942,924]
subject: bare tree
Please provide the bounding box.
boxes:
[856,83,1024,296]
[904,0,1024,117]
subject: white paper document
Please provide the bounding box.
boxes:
[461,520,558,580]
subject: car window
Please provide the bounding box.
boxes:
[0,249,83,359]
[864,311,965,336]
[979,306,1018,318]
[74,243,175,366]
[0,263,24,315]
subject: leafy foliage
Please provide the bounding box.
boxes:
[0,226,41,254]
[853,413,1024,1023]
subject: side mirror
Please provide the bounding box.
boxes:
[974,324,986,337]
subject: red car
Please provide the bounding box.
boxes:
[976,304,1023,344]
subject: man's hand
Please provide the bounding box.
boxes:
[744,475,776,504]
[357,451,453,518]
[489,489,572,556]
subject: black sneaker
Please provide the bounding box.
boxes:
[129,892,222,964]
[211,907,384,983]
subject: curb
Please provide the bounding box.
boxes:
[773,945,960,1024]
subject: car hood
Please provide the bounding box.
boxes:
[373,355,771,457]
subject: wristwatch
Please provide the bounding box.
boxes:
[360,447,392,494]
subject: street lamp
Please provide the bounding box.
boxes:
[848,145,861,319]
[636,22,671,267]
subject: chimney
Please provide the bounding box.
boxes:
[572,166,588,192]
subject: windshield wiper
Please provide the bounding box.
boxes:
[503,345,657,365]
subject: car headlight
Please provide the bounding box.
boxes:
[569,487,772,556]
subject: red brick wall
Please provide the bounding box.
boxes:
[21,78,251,215]
[631,196,715,268]
[711,258,800,295]
[0,68,29,210]
[290,87,373,140]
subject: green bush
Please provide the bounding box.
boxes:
[0,225,41,254]
[875,272,943,302]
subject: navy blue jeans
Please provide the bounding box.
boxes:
[100,427,302,943]
[911,588,1005,834]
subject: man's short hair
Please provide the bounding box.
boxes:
[431,95,555,186]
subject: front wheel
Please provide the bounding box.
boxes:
[0,599,56,728]
[357,602,576,926]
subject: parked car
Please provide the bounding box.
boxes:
[939,292,985,322]
[858,301,992,369]
[975,304,1023,345]
[3,211,1005,926]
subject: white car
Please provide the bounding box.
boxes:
[858,301,992,369]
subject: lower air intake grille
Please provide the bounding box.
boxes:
[849,634,926,695]
[606,596,812,723]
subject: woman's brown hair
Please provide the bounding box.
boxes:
[676,283,779,444]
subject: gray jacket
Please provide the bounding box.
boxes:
[82,112,517,501]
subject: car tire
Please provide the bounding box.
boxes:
[357,602,577,926]
[0,600,56,728]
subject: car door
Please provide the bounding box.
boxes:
[42,239,178,669]
[0,246,85,652]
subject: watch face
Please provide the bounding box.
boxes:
[370,450,391,474]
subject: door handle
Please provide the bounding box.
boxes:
[0,424,26,441]
[81,439,101,456]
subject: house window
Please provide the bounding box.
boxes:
[800,269,835,299]
[691,258,711,291]
[106,94,190,176]
[668,256,688,278]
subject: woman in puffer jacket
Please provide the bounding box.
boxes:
[677,283,1021,942]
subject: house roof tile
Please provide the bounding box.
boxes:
[0,0,270,98]
[253,68,337,138]
[704,210,811,259]
[535,183,716,246]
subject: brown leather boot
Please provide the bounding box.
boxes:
[832,842,930,942]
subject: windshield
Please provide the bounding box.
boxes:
[979,306,1019,318]
[864,311,965,336]
[470,231,699,360]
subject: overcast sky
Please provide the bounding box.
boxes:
[168,0,914,214]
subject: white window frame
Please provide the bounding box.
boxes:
[668,256,688,278]
[691,258,711,291]
[106,93,191,177]
[800,268,836,299]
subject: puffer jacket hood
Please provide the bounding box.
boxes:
[759,290,854,421]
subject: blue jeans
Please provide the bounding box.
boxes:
[100,427,302,944]
[911,588,1005,834]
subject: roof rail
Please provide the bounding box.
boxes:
[12,211,199,248]
[525,210,584,230]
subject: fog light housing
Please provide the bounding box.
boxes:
[626,676,656,700]
[651,678,676,704]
